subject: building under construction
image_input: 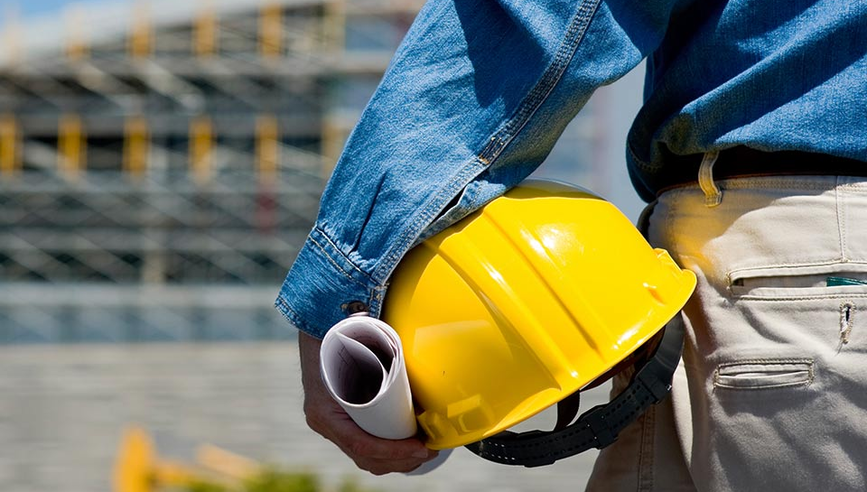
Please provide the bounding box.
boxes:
[0,0,630,344]
[0,0,423,342]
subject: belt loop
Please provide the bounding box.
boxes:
[698,151,722,207]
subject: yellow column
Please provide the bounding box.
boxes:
[193,0,217,58]
[256,115,279,183]
[0,114,21,178]
[129,0,152,59]
[189,116,213,184]
[320,0,346,177]
[323,0,346,53]
[65,4,89,61]
[259,1,282,59]
[58,114,86,180]
[123,116,149,178]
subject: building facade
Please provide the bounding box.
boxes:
[0,0,423,342]
[0,0,635,343]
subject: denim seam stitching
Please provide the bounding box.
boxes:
[477,0,602,165]
[373,161,487,285]
[274,297,309,334]
[373,0,602,290]
[416,181,481,245]
[309,228,373,289]
[368,284,388,317]
[629,143,662,172]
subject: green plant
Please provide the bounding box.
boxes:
[172,467,380,492]
[182,481,232,492]
[242,468,318,492]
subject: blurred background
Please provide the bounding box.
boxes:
[0,0,646,490]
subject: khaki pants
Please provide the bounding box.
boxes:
[587,175,867,491]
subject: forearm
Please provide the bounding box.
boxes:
[277,0,678,338]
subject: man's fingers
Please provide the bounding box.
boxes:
[314,406,434,460]
[341,432,437,462]
[353,455,433,476]
[298,331,438,474]
[308,399,440,472]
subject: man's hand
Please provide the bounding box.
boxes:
[298,331,438,475]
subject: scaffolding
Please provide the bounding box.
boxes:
[0,0,424,343]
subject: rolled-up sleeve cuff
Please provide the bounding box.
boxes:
[274,227,386,339]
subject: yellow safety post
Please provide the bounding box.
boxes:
[323,0,346,54]
[320,0,346,177]
[195,444,260,480]
[129,0,153,59]
[123,116,149,178]
[113,426,244,492]
[0,114,21,178]
[256,115,278,183]
[259,1,282,59]
[58,114,86,180]
[189,116,213,184]
[113,427,154,492]
[65,4,89,61]
[194,0,218,58]
[255,115,279,233]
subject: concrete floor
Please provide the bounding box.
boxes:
[0,342,610,492]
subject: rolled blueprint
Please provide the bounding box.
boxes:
[320,313,417,440]
[319,313,452,474]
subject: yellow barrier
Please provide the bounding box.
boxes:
[113,426,261,492]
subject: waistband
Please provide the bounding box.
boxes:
[659,146,867,193]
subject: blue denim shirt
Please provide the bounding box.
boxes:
[277,0,867,338]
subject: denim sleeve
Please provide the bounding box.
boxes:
[276,0,682,338]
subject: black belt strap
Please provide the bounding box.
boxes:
[464,318,684,467]
[658,146,867,193]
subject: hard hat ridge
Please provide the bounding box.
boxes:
[381,179,695,461]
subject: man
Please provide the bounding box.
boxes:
[277,0,867,489]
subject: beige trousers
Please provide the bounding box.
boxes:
[587,175,867,491]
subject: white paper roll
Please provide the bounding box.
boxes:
[320,313,417,440]
[319,313,452,474]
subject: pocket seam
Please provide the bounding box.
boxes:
[727,262,867,299]
[728,261,867,281]
[737,293,867,301]
[713,358,814,390]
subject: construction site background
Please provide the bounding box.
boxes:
[0,0,644,490]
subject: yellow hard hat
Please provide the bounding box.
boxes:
[381,179,695,464]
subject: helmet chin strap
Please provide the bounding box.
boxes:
[464,317,684,467]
